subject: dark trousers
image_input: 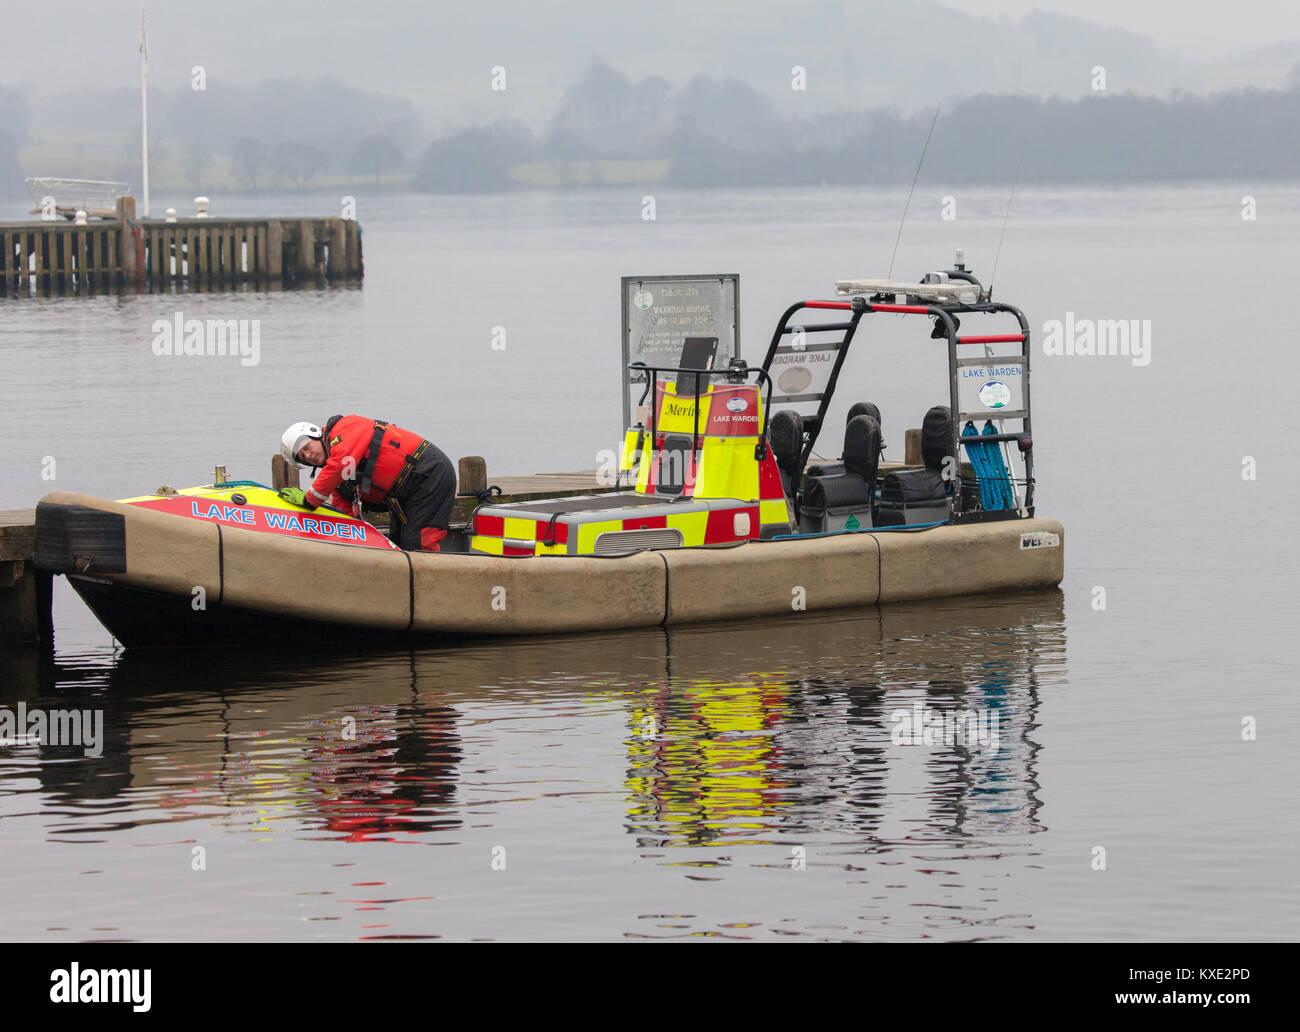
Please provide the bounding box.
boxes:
[387,442,456,551]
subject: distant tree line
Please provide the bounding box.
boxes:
[415,60,1300,192]
[6,62,1300,200]
[0,78,413,195]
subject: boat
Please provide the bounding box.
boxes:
[33,255,1064,647]
[24,178,132,220]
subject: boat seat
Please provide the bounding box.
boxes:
[800,412,881,533]
[769,409,803,499]
[847,401,885,454]
[877,404,952,526]
[921,404,953,471]
[655,433,694,496]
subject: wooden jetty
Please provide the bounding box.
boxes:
[0,197,363,295]
[0,508,49,648]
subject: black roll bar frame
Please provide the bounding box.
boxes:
[758,284,1035,519]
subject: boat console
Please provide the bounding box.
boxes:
[469,251,1035,558]
[467,362,792,557]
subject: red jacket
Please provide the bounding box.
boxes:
[305,415,426,509]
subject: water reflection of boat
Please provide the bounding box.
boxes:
[23,590,1063,848]
[624,591,1062,846]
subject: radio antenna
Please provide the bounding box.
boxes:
[988,133,1028,299]
[887,104,940,280]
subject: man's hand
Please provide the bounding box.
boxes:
[278,487,310,508]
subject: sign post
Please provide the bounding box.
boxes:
[621,274,739,430]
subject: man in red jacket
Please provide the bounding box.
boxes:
[279,415,456,551]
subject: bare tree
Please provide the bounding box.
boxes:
[184,140,210,191]
[348,133,402,183]
[231,138,268,190]
[273,140,328,189]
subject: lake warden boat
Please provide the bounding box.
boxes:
[34,258,1063,647]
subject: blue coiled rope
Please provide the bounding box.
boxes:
[961,421,1015,510]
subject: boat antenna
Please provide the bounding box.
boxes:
[887,104,940,281]
[988,133,1029,300]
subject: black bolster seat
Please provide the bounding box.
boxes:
[877,404,953,526]
[847,401,884,453]
[800,412,881,533]
[843,413,882,498]
[769,409,804,499]
[920,404,952,471]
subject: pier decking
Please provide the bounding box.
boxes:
[1,198,363,294]
[0,508,48,648]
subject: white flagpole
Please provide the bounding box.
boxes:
[140,7,150,217]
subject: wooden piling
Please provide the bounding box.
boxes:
[457,456,488,496]
[270,455,300,492]
[905,429,923,466]
[296,221,316,281]
[0,510,51,648]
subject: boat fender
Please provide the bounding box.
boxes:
[34,502,127,575]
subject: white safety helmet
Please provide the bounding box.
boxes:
[280,421,323,468]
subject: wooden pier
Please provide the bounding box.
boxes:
[0,508,50,648]
[0,197,363,295]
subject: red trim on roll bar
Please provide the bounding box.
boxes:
[959,334,1026,344]
[803,300,853,310]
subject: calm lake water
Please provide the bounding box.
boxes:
[1,183,1298,940]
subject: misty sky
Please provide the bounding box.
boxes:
[1,0,1295,133]
[976,0,1293,57]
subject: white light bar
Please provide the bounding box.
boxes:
[835,278,981,305]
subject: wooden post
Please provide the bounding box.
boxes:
[267,220,283,281]
[53,231,64,291]
[252,224,265,283]
[905,428,923,466]
[348,220,364,278]
[36,229,48,293]
[200,225,212,287]
[271,454,300,491]
[75,229,87,292]
[458,456,488,495]
[210,225,222,285]
[327,218,345,278]
[296,220,316,280]
[228,225,240,282]
[0,514,49,648]
[16,231,27,294]
[148,227,158,286]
